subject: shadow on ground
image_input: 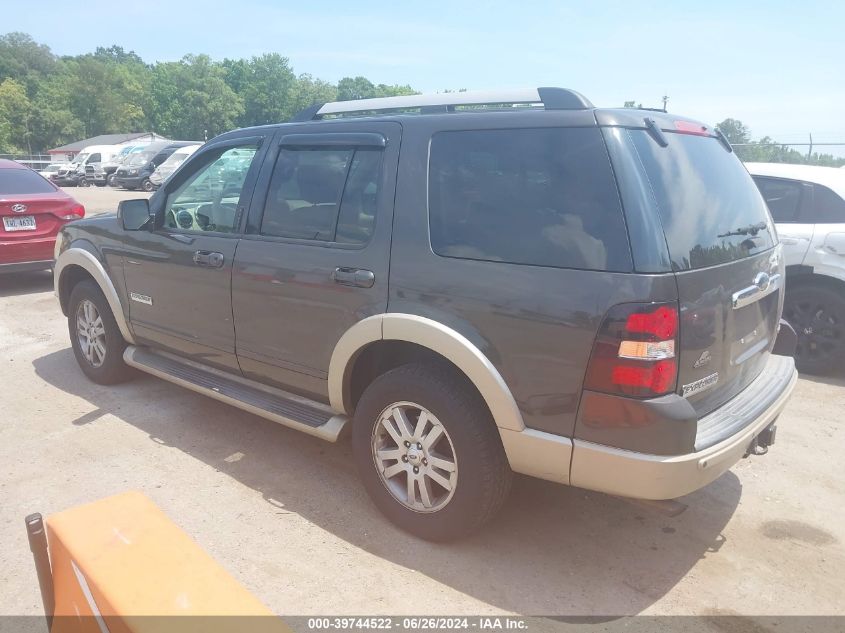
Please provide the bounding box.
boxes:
[33,347,741,615]
[0,270,53,298]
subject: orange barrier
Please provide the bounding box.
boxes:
[27,491,291,633]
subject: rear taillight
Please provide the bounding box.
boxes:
[674,120,710,137]
[59,204,85,221]
[584,302,679,398]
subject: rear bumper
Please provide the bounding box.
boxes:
[0,236,57,269]
[568,355,797,500]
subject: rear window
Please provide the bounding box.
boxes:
[0,168,56,194]
[628,130,775,270]
[428,128,632,272]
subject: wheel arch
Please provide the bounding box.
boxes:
[328,314,525,432]
[55,247,135,344]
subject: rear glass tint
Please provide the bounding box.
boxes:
[0,168,56,194]
[812,184,845,223]
[628,130,775,270]
[753,176,803,222]
[428,128,632,272]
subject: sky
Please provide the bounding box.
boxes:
[6,0,845,154]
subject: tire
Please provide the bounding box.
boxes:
[783,283,845,375]
[68,280,134,385]
[141,178,154,192]
[78,177,89,187]
[352,362,512,541]
[107,174,117,187]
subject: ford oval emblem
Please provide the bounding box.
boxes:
[11,203,27,213]
[754,272,770,292]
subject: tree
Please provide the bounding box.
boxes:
[148,55,244,140]
[224,53,296,126]
[0,78,32,152]
[715,118,751,145]
[337,76,416,101]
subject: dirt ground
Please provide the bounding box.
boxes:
[61,184,152,216]
[1,186,844,616]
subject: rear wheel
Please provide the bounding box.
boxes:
[78,177,89,187]
[141,178,154,192]
[783,283,845,374]
[107,174,117,187]
[352,363,512,541]
[68,280,134,384]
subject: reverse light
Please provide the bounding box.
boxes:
[584,302,680,398]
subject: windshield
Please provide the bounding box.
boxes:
[627,130,775,270]
[0,169,56,194]
[128,151,154,166]
[71,153,89,166]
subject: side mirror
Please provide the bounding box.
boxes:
[118,199,153,231]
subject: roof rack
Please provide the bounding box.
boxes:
[289,87,593,122]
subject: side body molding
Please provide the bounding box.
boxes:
[328,314,572,484]
[54,247,136,345]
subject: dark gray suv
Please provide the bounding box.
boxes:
[54,88,797,540]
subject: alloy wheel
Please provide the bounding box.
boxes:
[76,299,107,368]
[371,401,458,513]
[785,298,843,364]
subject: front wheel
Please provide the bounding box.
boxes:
[141,178,154,192]
[68,280,134,384]
[78,177,89,187]
[352,363,512,541]
[783,283,845,375]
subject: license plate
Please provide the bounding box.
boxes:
[3,215,36,231]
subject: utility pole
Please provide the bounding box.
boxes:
[808,133,813,160]
[662,94,669,112]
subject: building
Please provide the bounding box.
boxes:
[48,132,170,162]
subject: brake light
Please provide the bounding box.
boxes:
[59,204,85,221]
[674,120,710,136]
[583,302,679,398]
[626,305,677,339]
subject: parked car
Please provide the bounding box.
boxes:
[52,145,122,187]
[96,144,160,187]
[148,144,201,189]
[746,162,845,374]
[54,89,797,540]
[38,164,63,179]
[0,159,85,273]
[113,142,198,191]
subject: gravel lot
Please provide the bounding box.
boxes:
[63,184,152,216]
[1,186,844,617]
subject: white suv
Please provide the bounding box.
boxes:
[747,163,845,373]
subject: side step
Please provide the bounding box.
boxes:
[123,346,348,442]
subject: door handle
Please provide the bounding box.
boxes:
[332,267,375,288]
[193,250,224,268]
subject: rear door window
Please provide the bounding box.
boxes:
[811,184,845,223]
[753,176,803,222]
[428,128,632,272]
[628,130,775,270]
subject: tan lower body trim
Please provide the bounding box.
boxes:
[570,367,797,500]
[500,428,572,484]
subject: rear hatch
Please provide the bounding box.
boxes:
[604,115,782,417]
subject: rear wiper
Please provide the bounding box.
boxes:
[718,221,769,238]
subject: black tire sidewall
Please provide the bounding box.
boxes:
[68,280,132,384]
[784,284,845,374]
[352,363,511,541]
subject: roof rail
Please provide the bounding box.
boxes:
[289,87,593,122]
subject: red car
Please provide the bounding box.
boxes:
[0,159,85,273]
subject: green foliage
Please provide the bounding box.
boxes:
[716,119,845,167]
[0,32,423,152]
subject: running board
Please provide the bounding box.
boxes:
[123,346,348,442]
